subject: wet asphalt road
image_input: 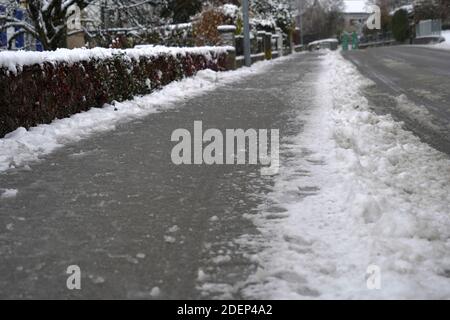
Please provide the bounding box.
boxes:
[0,53,321,299]
[343,46,450,155]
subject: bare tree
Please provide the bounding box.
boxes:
[414,0,450,23]
[0,0,98,50]
[94,0,167,31]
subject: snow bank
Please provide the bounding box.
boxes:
[429,30,450,50]
[0,188,18,199]
[241,52,450,299]
[0,46,233,74]
[395,94,445,132]
[0,55,295,173]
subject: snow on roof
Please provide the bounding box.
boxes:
[343,0,368,14]
[220,4,239,18]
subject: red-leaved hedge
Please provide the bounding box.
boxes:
[0,48,228,138]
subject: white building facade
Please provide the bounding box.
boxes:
[343,0,370,33]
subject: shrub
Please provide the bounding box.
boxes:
[0,47,229,137]
[193,9,225,46]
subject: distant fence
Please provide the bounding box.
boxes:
[218,26,301,69]
[416,19,442,38]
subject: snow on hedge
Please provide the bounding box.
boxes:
[0,45,233,137]
[0,45,234,74]
[240,51,450,299]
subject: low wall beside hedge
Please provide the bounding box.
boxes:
[0,46,231,138]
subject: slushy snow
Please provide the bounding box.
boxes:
[240,51,450,299]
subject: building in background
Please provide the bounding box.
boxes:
[343,0,370,33]
[0,1,25,50]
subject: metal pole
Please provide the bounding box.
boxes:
[298,0,304,45]
[242,0,251,67]
[300,11,304,45]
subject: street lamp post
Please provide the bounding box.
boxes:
[242,0,251,67]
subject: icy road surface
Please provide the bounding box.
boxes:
[344,46,450,155]
[1,51,449,299]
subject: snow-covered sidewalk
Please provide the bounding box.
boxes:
[0,55,293,174]
[242,51,450,299]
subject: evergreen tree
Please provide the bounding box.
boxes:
[392,9,410,42]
